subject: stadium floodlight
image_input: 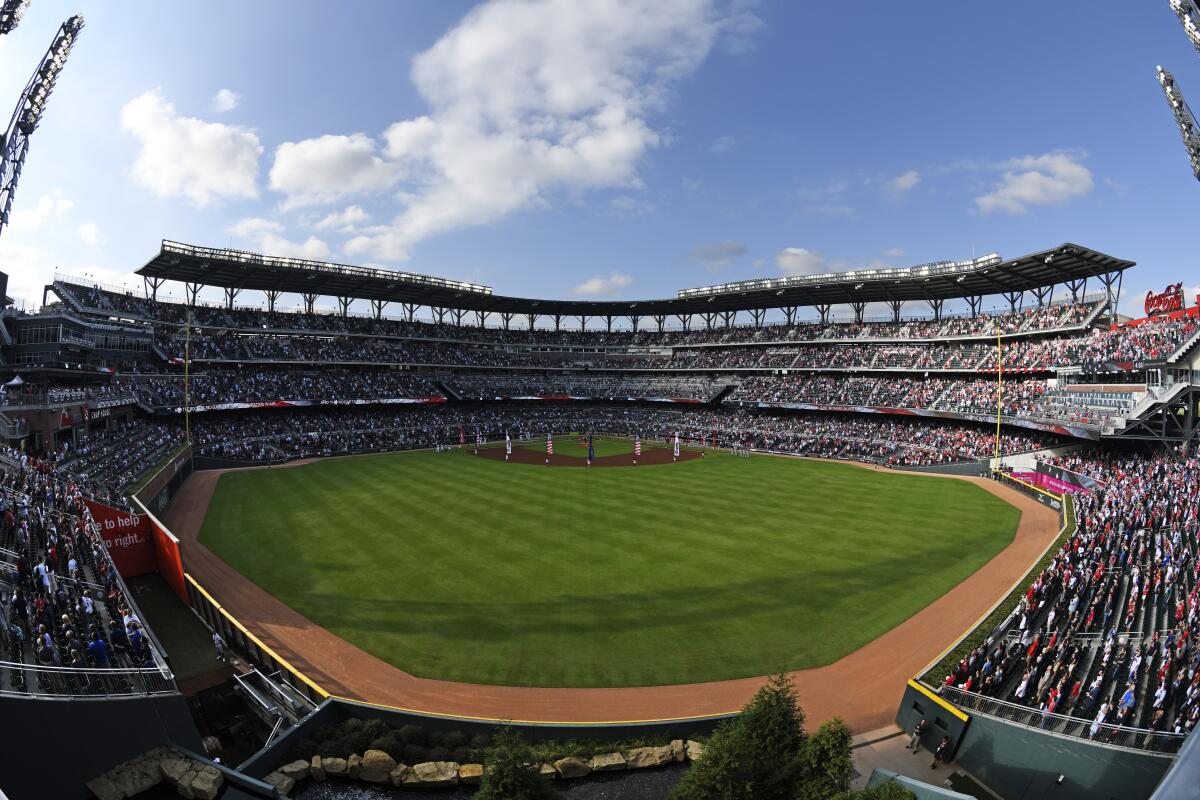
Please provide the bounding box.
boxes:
[1169,0,1200,56]
[0,15,84,240]
[1156,66,1200,182]
[0,0,31,36]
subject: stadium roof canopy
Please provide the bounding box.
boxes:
[137,240,1133,318]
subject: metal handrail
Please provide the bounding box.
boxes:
[0,660,176,699]
[938,685,1185,754]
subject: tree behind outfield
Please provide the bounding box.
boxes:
[474,728,559,800]
[669,673,808,800]
[833,780,917,800]
[797,717,854,800]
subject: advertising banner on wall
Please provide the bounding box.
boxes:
[84,499,157,577]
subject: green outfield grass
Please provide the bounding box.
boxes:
[198,444,1021,688]
[520,435,635,457]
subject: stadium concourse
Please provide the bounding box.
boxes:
[2,241,1200,799]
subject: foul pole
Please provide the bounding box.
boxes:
[994,329,1002,471]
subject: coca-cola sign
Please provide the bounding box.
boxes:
[1145,283,1185,316]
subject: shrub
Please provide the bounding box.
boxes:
[290,738,318,761]
[397,724,427,746]
[428,746,453,762]
[402,744,428,764]
[453,746,475,764]
[797,718,854,800]
[443,731,469,750]
[369,730,407,762]
[474,728,559,800]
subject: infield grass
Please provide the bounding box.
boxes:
[198,444,1021,688]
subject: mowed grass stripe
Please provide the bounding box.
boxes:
[198,447,1019,688]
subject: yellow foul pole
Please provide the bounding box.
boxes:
[994,329,1002,471]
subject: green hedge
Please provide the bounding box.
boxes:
[920,496,1075,685]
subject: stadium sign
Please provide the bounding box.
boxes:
[1145,283,1185,316]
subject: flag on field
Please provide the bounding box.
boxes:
[673,432,680,458]
[634,433,641,457]
[476,427,483,446]
[505,431,512,455]
[547,432,554,455]
[459,425,465,444]
[587,432,595,461]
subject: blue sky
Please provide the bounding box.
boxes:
[0,0,1197,319]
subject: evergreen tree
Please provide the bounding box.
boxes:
[474,728,559,800]
[796,717,854,800]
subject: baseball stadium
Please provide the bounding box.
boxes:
[3,2,1200,800]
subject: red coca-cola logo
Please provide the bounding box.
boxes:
[1145,283,1184,316]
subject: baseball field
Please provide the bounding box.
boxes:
[196,439,1021,688]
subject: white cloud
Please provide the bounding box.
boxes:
[315,205,370,232]
[974,151,1093,215]
[883,247,905,258]
[571,272,633,297]
[888,169,920,193]
[690,240,746,272]
[212,88,240,113]
[609,194,655,215]
[269,134,402,210]
[120,88,262,207]
[776,247,827,277]
[78,223,101,246]
[279,0,753,261]
[227,217,330,260]
[8,190,73,232]
[709,135,737,154]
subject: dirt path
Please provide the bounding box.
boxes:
[163,455,1059,731]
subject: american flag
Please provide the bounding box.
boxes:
[634,434,641,457]
[476,427,483,446]
[673,432,680,458]
[547,432,554,455]
[505,431,512,455]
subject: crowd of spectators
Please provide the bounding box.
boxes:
[939,447,1200,748]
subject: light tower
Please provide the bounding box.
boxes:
[0,14,84,241]
[0,0,31,36]
[1169,0,1200,55]
[1157,66,1200,181]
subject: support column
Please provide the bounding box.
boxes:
[553,314,562,332]
[782,307,797,326]
[265,290,282,314]
[886,300,902,323]
[476,310,488,328]
[143,276,166,303]
[526,313,537,330]
[1001,291,1023,315]
[850,302,867,324]
[966,295,983,318]
[1030,285,1053,306]
[223,287,242,310]
[432,307,446,324]
[629,315,640,332]
[370,299,388,320]
[927,298,945,322]
[1097,271,1123,325]
[722,311,737,328]
[749,308,766,328]
[676,313,692,331]
[605,315,613,333]
[337,296,352,317]
[653,314,666,333]
[185,283,202,306]
[702,312,716,330]
[815,304,831,325]
[1064,278,1088,305]
[403,303,417,323]
[451,308,465,326]
[302,292,318,315]
[502,312,514,330]
[577,315,589,331]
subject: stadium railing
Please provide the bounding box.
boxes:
[938,686,1185,755]
[0,661,176,699]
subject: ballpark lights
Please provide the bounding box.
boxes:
[15,16,82,136]
[1170,0,1200,55]
[677,253,1002,299]
[1157,66,1200,181]
[0,0,30,35]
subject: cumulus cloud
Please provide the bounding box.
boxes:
[275,0,753,261]
[78,223,101,246]
[709,135,737,154]
[121,88,262,207]
[8,190,73,232]
[227,217,330,260]
[883,247,905,258]
[690,240,746,272]
[888,169,920,193]
[776,247,827,277]
[212,88,240,113]
[269,134,402,209]
[974,152,1093,215]
[571,272,633,297]
[315,205,370,233]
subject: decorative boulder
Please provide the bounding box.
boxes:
[310,755,326,782]
[671,739,686,763]
[459,763,484,785]
[403,761,460,788]
[279,759,311,782]
[158,752,192,785]
[322,756,347,778]
[347,753,363,779]
[264,771,296,797]
[625,745,674,769]
[553,756,591,779]
[539,762,558,780]
[389,764,412,786]
[186,766,224,800]
[686,740,705,761]
[84,776,122,800]
[589,752,627,772]
[359,749,397,783]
